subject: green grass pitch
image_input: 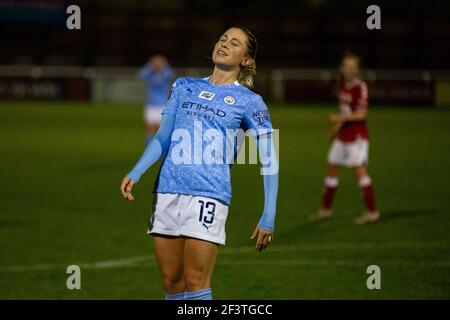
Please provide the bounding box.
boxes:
[0,101,449,299]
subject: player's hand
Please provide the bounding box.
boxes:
[250,227,273,252]
[120,176,135,201]
[328,113,343,123]
[327,122,343,140]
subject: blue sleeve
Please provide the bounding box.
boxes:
[256,133,279,231]
[127,114,175,183]
[242,95,273,137]
[161,65,174,82]
[138,65,152,82]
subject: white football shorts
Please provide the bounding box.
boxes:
[144,105,163,125]
[327,138,369,168]
[147,193,229,245]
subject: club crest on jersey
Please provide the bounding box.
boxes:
[224,96,235,105]
[198,91,215,101]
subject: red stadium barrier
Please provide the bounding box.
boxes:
[282,79,434,105]
[0,77,90,101]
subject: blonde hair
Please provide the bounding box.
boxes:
[236,27,258,88]
[341,51,361,67]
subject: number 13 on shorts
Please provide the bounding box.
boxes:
[198,200,216,228]
[192,196,228,243]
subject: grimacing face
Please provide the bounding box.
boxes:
[212,28,252,70]
[340,57,360,82]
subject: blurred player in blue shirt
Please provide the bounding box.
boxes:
[121,28,279,300]
[138,55,174,142]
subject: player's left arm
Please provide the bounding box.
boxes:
[251,132,279,252]
[162,64,175,81]
[243,96,279,251]
[137,63,153,82]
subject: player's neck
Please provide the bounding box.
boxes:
[345,77,360,87]
[209,66,238,86]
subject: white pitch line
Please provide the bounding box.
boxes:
[0,257,154,273]
[80,256,151,269]
[0,264,57,272]
[1,241,449,273]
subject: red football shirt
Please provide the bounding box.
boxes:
[337,79,369,142]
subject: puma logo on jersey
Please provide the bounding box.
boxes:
[198,91,215,100]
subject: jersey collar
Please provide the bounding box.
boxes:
[204,76,240,87]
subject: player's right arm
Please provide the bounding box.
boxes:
[327,122,343,140]
[329,82,368,124]
[327,82,368,139]
[121,79,181,201]
[120,114,175,200]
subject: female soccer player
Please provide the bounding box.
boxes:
[311,52,380,224]
[120,27,279,300]
[138,55,174,142]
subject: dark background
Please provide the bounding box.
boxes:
[1,0,450,69]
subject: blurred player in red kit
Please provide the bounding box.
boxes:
[311,52,380,224]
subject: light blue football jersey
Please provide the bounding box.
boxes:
[154,77,273,205]
[138,65,174,106]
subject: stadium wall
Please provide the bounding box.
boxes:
[0,65,448,106]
